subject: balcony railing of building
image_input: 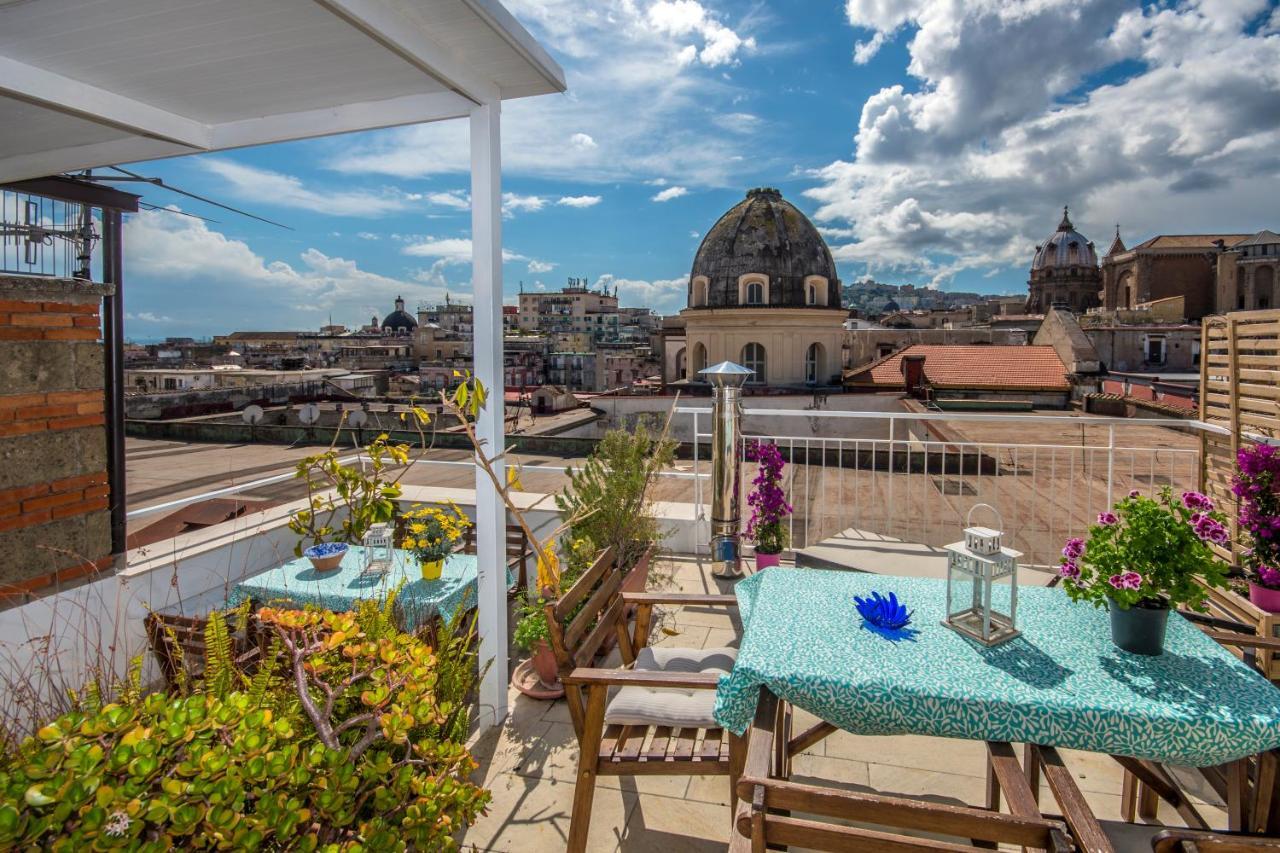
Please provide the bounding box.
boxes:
[680,406,1236,569]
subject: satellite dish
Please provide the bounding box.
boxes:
[347,410,368,428]
[242,404,264,425]
[297,403,321,425]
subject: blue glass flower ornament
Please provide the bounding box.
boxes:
[305,542,349,559]
[854,591,913,631]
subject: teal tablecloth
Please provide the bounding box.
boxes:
[714,570,1280,767]
[229,548,492,631]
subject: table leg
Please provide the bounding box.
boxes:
[1227,757,1247,832]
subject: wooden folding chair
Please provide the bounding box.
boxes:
[144,611,262,688]
[731,687,1076,852]
[545,546,746,852]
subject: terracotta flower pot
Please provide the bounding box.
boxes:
[531,639,559,688]
[755,552,781,571]
[1249,582,1280,614]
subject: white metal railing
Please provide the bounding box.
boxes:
[678,406,1207,568]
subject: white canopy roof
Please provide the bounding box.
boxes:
[0,0,565,182]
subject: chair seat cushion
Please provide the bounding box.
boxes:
[604,646,737,728]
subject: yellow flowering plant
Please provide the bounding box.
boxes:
[400,502,471,563]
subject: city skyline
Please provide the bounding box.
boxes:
[117,0,1280,337]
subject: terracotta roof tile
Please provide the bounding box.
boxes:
[846,345,1071,391]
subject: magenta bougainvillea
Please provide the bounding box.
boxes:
[745,440,792,555]
[1234,443,1280,590]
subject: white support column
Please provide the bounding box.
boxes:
[470,100,507,728]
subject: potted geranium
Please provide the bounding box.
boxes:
[1233,443,1280,612]
[1058,488,1230,655]
[400,502,470,580]
[746,441,792,570]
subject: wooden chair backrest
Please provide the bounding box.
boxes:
[544,545,623,670]
[145,611,261,687]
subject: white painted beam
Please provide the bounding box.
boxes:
[312,0,501,104]
[210,91,473,149]
[0,56,210,150]
[470,100,507,728]
[0,137,195,185]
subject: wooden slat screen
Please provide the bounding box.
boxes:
[1200,309,1280,565]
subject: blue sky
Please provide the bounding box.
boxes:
[121,0,1280,338]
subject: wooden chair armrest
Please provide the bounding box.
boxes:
[560,667,722,690]
[621,593,739,607]
[1206,631,1280,653]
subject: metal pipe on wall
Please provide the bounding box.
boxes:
[101,208,127,558]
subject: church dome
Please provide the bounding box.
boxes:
[1031,207,1098,271]
[381,296,417,332]
[689,188,839,308]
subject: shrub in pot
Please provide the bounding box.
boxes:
[745,441,792,569]
[555,422,675,586]
[1233,443,1280,612]
[1057,488,1230,655]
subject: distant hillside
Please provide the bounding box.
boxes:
[842,280,1011,314]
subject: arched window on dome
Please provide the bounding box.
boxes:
[807,284,816,305]
[805,342,825,385]
[692,278,708,307]
[741,343,766,384]
[746,281,764,305]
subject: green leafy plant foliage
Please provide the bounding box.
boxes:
[287,434,411,556]
[1058,488,1230,611]
[513,537,595,653]
[555,422,675,569]
[0,600,489,850]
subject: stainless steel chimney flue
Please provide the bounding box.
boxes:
[699,361,753,579]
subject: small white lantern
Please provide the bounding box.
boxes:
[362,523,394,575]
[944,504,1021,646]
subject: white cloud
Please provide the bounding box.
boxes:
[356,232,380,241]
[402,237,528,265]
[199,160,411,217]
[652,186,689,202]
[599,273,689,315]
[556,195,603,208]
[646,1,756,67]
[327,0,766,187]
[528,259,557,274]
[424,190,471,210]
[122,209,448,335]
[126,311,173,323]
[809,0,1280,286]
[502,192,547,217]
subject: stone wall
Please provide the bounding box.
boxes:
[0,276,113,604]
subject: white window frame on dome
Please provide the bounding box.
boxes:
[741,342,767,384]
[739,274,769,306]
[692,276,709,307]
[804,275,829,307]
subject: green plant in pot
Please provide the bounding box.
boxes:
[1058,488,1230,655]
[512,537,593,693]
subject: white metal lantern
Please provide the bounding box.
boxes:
[362,523,394,575]
[944,505,1021,646]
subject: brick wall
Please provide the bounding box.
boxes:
[0,276,115,606]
